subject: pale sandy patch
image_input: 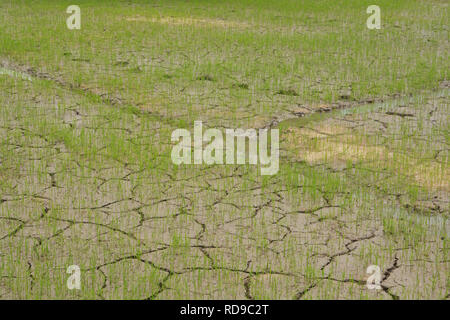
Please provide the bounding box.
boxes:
[0,66,32,81]
[303,140,391,163]
[285,124,449,191]
[125,15,251,29]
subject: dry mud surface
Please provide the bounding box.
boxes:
[0,64,448,299]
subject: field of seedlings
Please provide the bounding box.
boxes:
[0,0,448,299]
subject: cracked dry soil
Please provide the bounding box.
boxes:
[0,62,448,300]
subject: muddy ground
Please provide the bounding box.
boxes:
[0,62,448,299]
